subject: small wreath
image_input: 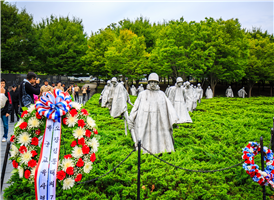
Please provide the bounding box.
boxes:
[10,101,100,190]
[242,142,274,187]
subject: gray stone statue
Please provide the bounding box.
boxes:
[130,85,137,96]
[137,84,144,95]
[184,81,194,112]
[99,80,112,109]
[128,73,179,154]
[107,77,132,135]
[205,86,213,99]
[196,83,203,103]
[168,77,192,123]
[165,85,170,96]
[238,87,247,98]
[192,86,198,111]
[226,86,234,97]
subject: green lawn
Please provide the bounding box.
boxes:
[4,94,274,199]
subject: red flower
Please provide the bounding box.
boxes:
[12,160,18,168]
[63,117,68,125]
[76,158,84,167]
[82,145,90,154]
[19,146,27,154]
[28,159,37,168]
[31,137,39,146]
[75,174,82,182]
[35,129,41,135]
[31,150,37,157]
[90,153,96,162]
[57,170,66,180]
[69,109,78,117]
[64,154,72,159]
[81,109,89,116]
[85,130,92,138]
[10,135,15,142]
[21,111,28,118]
[19,122,28,130]
[24,170,31,179]
[35,112,42,119]
[93,129,98,135]
[66,167,74,175]
[71,140,77,147]
[78,119,85,128]
[78,137,85,146]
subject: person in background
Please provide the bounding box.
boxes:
[1,79,12,142]
[62,83,67,92]
[51,82,55,88]
[10,85,20,122]
[55,81,64,92]
[87,86,91,100]
[40,79,53,96]
[82,86,87,101]
[19,72,40,108]
[74,84,80,102]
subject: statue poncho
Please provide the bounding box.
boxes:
[196,86,203,103]
[168,84,192,123]
[184,84,194,112]
[226,87,234,97]
[238,88,247,98]
[100,83,112,108]
[130,86,137,96]
[129,85,179,154]
[137,85,144,95]
[205,87,213,99]
[108,83,128,118]
[192,87,198,110]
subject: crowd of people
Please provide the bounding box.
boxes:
[1,72,92,142]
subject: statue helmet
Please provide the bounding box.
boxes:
[111,77,117,82]
[197,83,201,86]
[107,80,111,84]
[185,81,190,86]
[148,73,159,82]
[176,77,183,83]
[140,84,143,86]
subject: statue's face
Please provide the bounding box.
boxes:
[243,87,245,89]
[111,81,117,86]
[177,82,183,87]
[149,81,158,90]
[208,86,210,89]
[107,83,110,86]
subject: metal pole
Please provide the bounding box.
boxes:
[137,140,141,200]
[260,137,266,200]
[271,117,274,155]
[1,141,11,191]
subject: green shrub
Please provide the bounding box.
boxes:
[4,94,274,199]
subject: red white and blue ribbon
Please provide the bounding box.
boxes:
[35,89,71,200]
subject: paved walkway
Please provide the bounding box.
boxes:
[1,120,16,199]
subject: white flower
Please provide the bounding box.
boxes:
[18,166,24,178]
[15,119,24,128]
[249,148,254,153]
[63,178,75,190]
[27,104,36,113]
[83,162,93,173]
[70,102,82,110]
[61,158,74,171]
[10,145,19,158]
[20,150,32,164]
[261,172,268,177]
[86,117,96,129]
[267,161,273,165]
[86,137,99,153]
[18,132,31,146]
[71,146,83,158]
[28,117,40,128]
[73,127,85,139]
[247,166,252,170]
[67,115,78,127]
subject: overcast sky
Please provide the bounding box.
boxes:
[7,0,274,36]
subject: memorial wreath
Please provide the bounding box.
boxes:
[242,142,274,187]
[9,89,99,199]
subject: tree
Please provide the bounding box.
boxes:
[1,1,37,73]
[245,34,274,97]
[81,28,116,81]
[104,29,150,90]
[33,15,87,75]
[202,18,249,96]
